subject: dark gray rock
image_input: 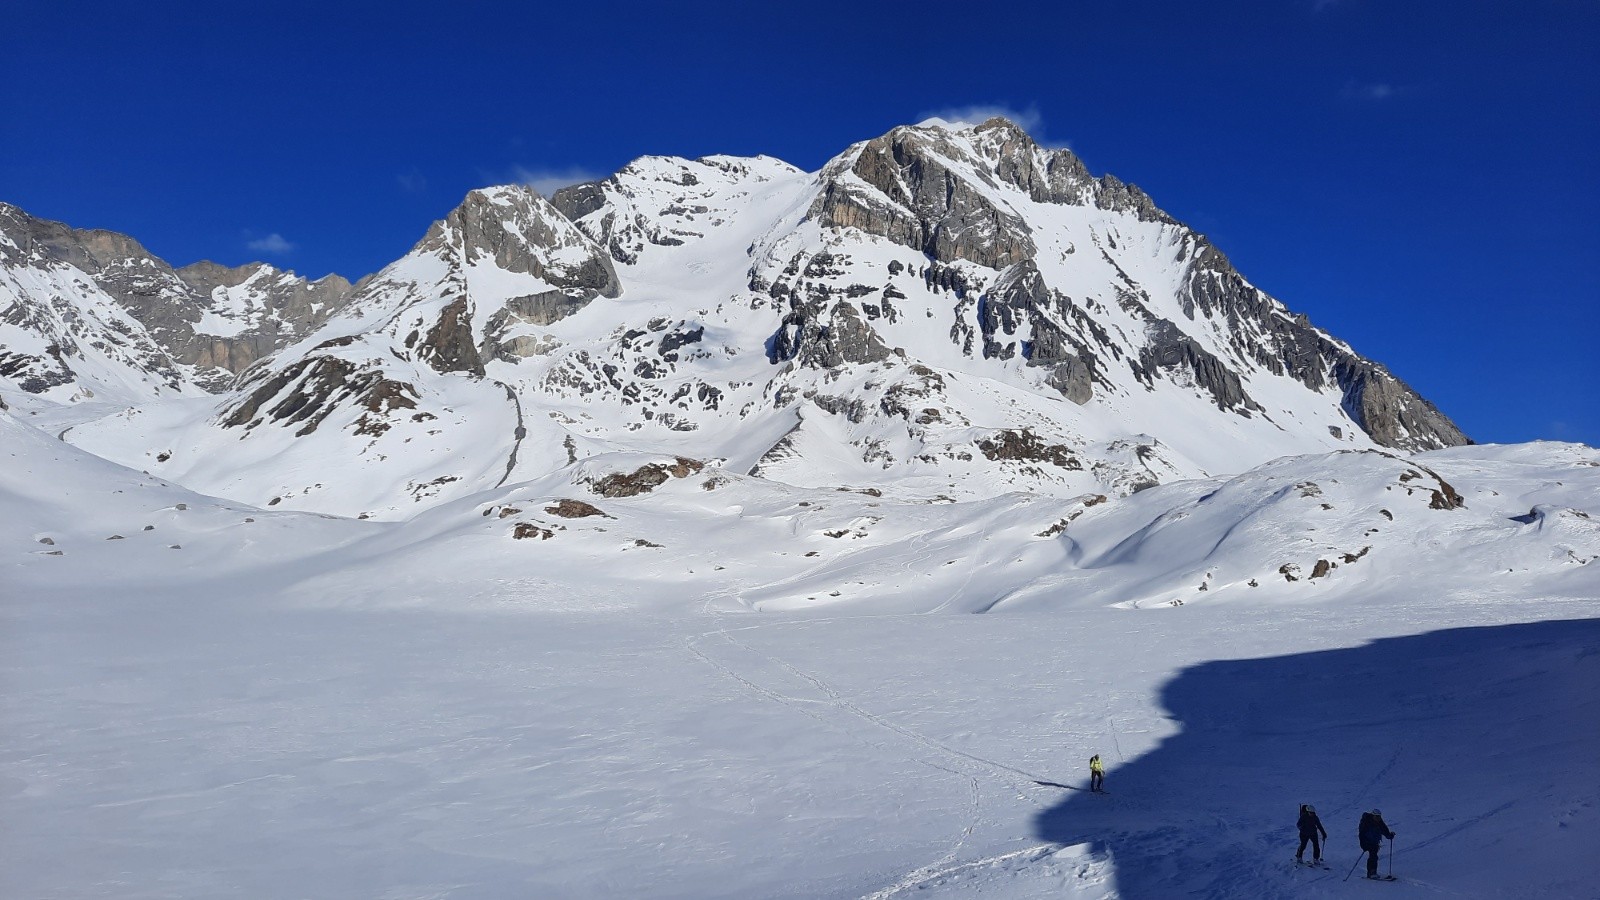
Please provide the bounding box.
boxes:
[413,187,620,363]
[770,298,893,369]
[810,126,1037,270]
[221,348,420,439]
[1334,361,1469,452]
[420,188,620,300]
[1135,320,1262,415]
[968,260,1102,404]
[416,297,485,377]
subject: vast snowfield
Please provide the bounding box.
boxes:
[4,410,1598,898]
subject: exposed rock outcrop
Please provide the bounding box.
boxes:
[416,297,485,377]
[810,126,1036,270]
[222,353,419,438]
[769,298,894,369]
[978,429,1082,470]
[587,458,706,498]
[412,187,620,363]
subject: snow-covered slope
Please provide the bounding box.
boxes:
[254,440,1600,619]
[2,404,1595,899]
[9,397,1592,619]
[0,409,368,588]
[1003,442,1600,610]
[47,119,1465,519]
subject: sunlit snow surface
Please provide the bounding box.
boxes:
[3,410,1598,898]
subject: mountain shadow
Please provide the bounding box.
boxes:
[1034,618,1600,898]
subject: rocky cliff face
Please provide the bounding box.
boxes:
[0,203,354,401]
[175,260,353,377]
[791,118,1462,453]
[25,119,1469,519]
[210,185,620,457]
[1,204,196,402]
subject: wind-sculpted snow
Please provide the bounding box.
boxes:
[0,410,366,586]
[1001,442,1600,611]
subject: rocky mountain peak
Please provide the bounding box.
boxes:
[0,202,157,273]
[9,119,1471,518]
[811,123,1036,270]
[422,186,620,303]
[0,203,356,402]
[177,259,350,295]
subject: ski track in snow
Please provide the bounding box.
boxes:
[688,620,981,893]
[685,606,1154,897]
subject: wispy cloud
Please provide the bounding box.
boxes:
[398,168,428,193]
[913,103,1070,148]
[1312,0,1342,12]
[246,233,294,255]
[1341,80,1400,102]
[918,103,1043,133]
[510,165,606,197]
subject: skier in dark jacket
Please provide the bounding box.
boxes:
[1295,804,1327,864]
[1358,809,1395,879]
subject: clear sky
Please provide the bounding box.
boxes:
[3,1,1596,447]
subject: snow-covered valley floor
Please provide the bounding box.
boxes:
[3,410,1598,897]
[4,579,1596,899]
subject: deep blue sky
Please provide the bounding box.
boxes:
[3,1,1596,447]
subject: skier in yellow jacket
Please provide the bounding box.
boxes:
[1089,754,1105,792]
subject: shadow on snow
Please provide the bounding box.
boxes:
[1033,618,1600,899]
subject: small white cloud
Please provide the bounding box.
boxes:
[398,169,428,193]
[1312,0,1341,12]
[246,233,294,255]
[1342,80,1399,102]
[511,166,606,197]
[917,103,1044,133]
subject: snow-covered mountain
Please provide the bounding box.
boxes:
[7,117,1597,900]
[0,202,352,407]
[5,118,1466,519]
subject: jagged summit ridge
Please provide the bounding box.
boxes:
[5,119,1467,518]
[0,202,353,401]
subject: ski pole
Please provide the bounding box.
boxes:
[1387,836,1393,879]
[1342,852,1363,882]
